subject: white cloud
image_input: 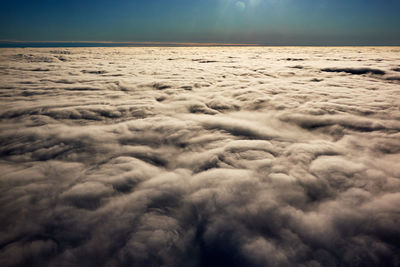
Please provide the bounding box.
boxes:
[0,46,400,266]
[236,1,246,9]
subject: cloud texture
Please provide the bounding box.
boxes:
[0,47,400,267]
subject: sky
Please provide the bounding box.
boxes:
[1,0,400,45]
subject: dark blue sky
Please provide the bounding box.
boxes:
[1,0,400,45]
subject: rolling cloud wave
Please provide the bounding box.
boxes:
[0,47,399,267]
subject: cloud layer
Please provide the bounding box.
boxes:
[0,47,400,267]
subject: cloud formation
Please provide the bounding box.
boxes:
[0,47,400,267]
[236,1,246,10]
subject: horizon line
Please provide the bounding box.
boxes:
[0,40,261,47]
[0,40,399,47]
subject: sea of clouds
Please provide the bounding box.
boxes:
[0,47,399,267]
